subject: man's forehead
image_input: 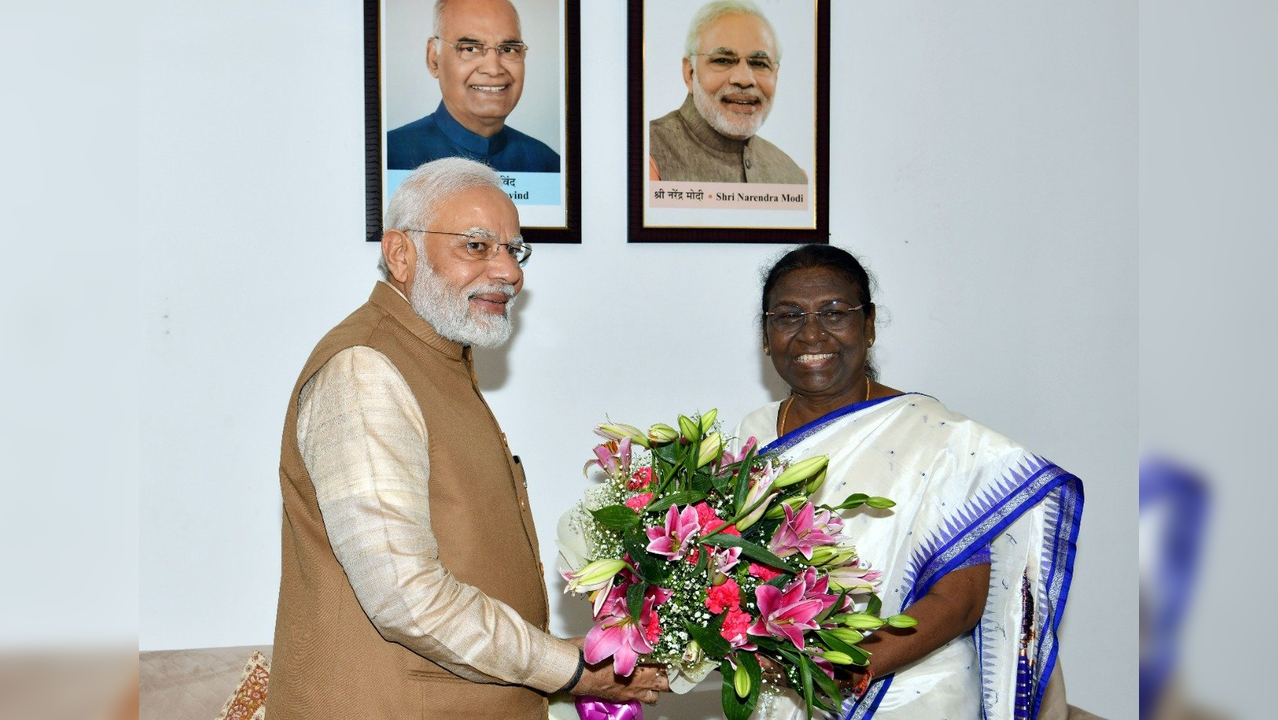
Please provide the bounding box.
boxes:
[698,13,775,52]
[440,0,522,39]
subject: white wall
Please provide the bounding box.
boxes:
[139,1,1136,717]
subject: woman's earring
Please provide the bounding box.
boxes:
[763,345,771,356]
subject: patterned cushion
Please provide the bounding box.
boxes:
[139,646,271,720]
[216,651,269,720]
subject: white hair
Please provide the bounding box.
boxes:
[378,157,504,279]
[433,0,522,40]
[684,0,781,63]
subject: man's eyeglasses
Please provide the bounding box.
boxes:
[434,37,528,63]
[692,51,777,76]
[403,229,532,266]
[765,304,865,333]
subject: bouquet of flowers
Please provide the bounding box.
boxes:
[558,410,914,720]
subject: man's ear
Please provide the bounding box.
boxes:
[682,57,694,94]
[426,38,441,78]
[381,229,417,285]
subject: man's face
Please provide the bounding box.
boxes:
[408,185,524,348]
[683,13,779,140]
[428,0,525,137]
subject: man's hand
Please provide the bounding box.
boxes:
[564,638,670,705]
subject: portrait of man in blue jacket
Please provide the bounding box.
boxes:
[387,0,560,173]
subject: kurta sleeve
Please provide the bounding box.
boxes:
[297,346,580,693]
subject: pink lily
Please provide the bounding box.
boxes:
[794,566,843,619]
[716,436,759,472]
[769,503,843,560]
[646,505,701,561]
[746,573,826,648]
[585,585,671,676]
[583,437,632,479]
[708,545,742,575]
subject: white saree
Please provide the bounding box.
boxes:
[733,394,1082,719]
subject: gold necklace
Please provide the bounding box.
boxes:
[779,376,871,436]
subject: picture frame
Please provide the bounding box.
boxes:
[365,0,582,243]
[627,0,829,243]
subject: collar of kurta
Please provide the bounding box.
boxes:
[433,100,508,157]
[369,281,470,362]
[676,94,753,154]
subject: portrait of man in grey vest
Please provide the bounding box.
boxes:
[648,0,807,184]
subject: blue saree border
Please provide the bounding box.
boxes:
[839,460,1083,720]
[762,393,927,456]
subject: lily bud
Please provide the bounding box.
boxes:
[677,414,701,443]
[773,456,829,488]
[647,423,679,445]
[597,423,650,448]
[805,466,828,494]
[699,408,719,434]
[826,627,866,645]
[763,494,808,520]
[564,558,627,593]
[835,613,885,631]
[734,475,778,531]
[886,614,918,629]
[733,661,752,698]
[696,432,724,468]
[808,545,858,567]
[822,650,854,665]
[681,640,703,666]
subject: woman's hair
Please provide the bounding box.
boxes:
[759,244,879,379]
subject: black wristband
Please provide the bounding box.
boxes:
[559,648,586,693]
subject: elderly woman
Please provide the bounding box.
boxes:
[734,245,1083,719]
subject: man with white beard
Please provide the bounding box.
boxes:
[648,0,806,184]
[266,158,668,718]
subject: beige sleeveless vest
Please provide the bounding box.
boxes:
[266,283,550,719]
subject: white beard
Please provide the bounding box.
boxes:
[692,77,771,140]
[409,257,516,348]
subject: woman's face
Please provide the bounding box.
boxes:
[765,266,876,403]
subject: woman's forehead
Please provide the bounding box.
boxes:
[769,266,862,301]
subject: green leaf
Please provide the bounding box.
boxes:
[622,534,669,584]
[692,473,716,495]
[804,653,841,711]
[718,657,760,720]
[834,492,869,510]
[866,592,883,617]
[865,496,896,509]
[711,468,733,496]
[731,447,758,513]
[798,652,816,719]
[590,505,641,530]
[843,644,871,666]
[685,616,731,659]
[764,574,791,589]
[647,490,707,515]
[625,581,646,624]
[816,630,859,657]
[702,534,797,572]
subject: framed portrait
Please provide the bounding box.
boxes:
[628,0,829,243]
[365,0,582,243]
